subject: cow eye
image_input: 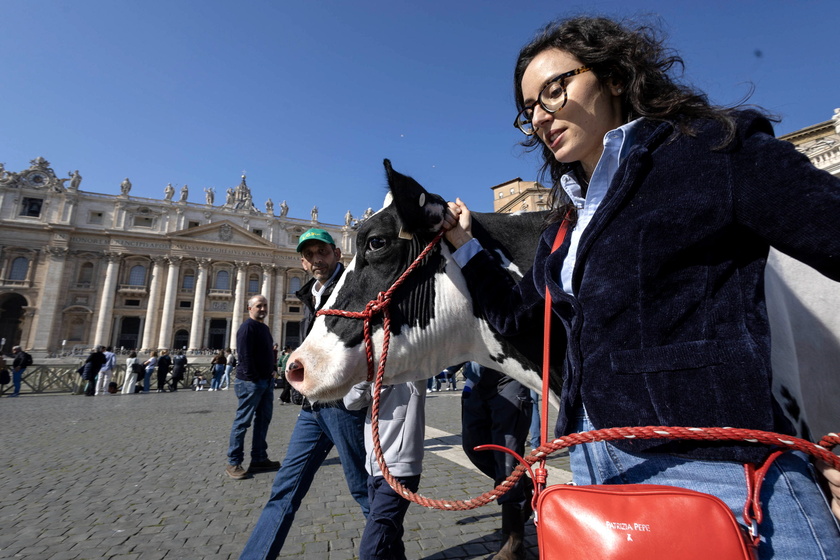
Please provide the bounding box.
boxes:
[367,237,387,252]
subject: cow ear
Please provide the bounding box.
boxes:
[383,159,447,234]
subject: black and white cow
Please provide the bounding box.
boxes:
[286,160,561,404]
[287,160,839,439]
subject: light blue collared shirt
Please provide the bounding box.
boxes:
[558,118,640,294]
[452,119,641,296]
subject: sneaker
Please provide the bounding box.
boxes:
[225,464,247,479]
[249,459,281,472]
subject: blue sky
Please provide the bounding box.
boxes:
[2,0,838,224]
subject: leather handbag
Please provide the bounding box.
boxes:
[536,483,754,559]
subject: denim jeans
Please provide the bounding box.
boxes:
[143,368,153,393]
[221,365,233,389]
[239,402,369,559]
[227,378,274,466]
[12,367,24,395]
[359,474,421,560]
[211,364,224,390]
[569,411,840,559]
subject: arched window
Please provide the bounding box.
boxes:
[289,277,301,293]
[248,274,260,293]
[77,262,94,285]
[182,270,195,291]
[215,270,230,290]
[128,265,146,286]
[9,257,29,281]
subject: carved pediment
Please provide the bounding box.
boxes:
[169,220,274,247]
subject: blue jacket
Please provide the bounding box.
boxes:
[462,111,840,463]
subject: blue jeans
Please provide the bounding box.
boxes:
[211,364,224,390]
[529,389,541,447]
[239,402,369,559]
[359,474,420,560]
[12,367,24,395]
[227,378,274,466]
[569,411,840,559]
[143,368,153,392]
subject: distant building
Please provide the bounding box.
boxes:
[0,158,353,355]
[778,108,840,177]
[491,178,550,214]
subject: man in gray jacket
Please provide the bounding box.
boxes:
[344,379,426,560]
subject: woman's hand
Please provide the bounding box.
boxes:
[817,460,840,520]
[441,198,473,249]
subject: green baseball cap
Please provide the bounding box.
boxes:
[296,228,335,252]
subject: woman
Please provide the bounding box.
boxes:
[443,16,840,558]
[221,348,235,390]
[209,350,226,391]
[123,351,140,394]
[143,351,158,394]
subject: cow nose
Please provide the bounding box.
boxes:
[286,359,304,387]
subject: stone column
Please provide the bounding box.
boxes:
[229,261,248,351]
[188,258,210,351]
[272,268,286,344]
[93,252,122,347]
[261,263,274,322]
[157,255,182,349]
[141,256,166,351]
[29,247,69,352]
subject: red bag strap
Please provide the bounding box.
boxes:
[541,215,571,451]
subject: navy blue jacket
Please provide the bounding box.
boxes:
[235,318,275,382]
[462,111,840,462]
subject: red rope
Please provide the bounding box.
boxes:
[314,228,840,511]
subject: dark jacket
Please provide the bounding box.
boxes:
[235,318,274,382]
[296,262,345,410]
[157,354,172,375]
[461,111,840,463]
[296,262,345,338]
[82,351,106,381]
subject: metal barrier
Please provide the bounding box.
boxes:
[0,363,212,396]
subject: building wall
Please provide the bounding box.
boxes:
[0,157,357,356]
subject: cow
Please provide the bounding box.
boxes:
[287,160,839,440]
[286,160,561,405]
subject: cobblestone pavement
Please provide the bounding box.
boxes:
[0,387,570,559]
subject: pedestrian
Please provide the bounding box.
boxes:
[461,362,533,560]
[9,345,33,397]
[276,346,292,403]
[0,353,9,391]
[142,351,158,393]
[225,294,280,478]
[239,228,369,559]
[344,379,426,560]
[95,346,116,396]
[170,349,187,391]
[441,15,840,557]
[81,346,106,397]
[123,351,141,394]
[210,350,226,391]
[221,348,235,390]
[156,349,172,393]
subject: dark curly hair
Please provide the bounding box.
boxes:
[514,16,756,225]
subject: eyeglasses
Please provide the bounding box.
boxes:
[513,66,592,136]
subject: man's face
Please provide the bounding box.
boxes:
[247,296,269,322]
[300,241,341,284]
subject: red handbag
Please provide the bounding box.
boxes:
[536,483,754,559]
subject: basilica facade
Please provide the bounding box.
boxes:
[0,159,355,356]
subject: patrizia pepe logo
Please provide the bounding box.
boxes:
[605,520,652,541]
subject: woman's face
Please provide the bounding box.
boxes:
[521,48,624,178]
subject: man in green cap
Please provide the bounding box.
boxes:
[240,228,369,559]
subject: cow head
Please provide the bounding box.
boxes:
[286,160,548,403]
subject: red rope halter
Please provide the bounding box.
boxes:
[316,228,840,512]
